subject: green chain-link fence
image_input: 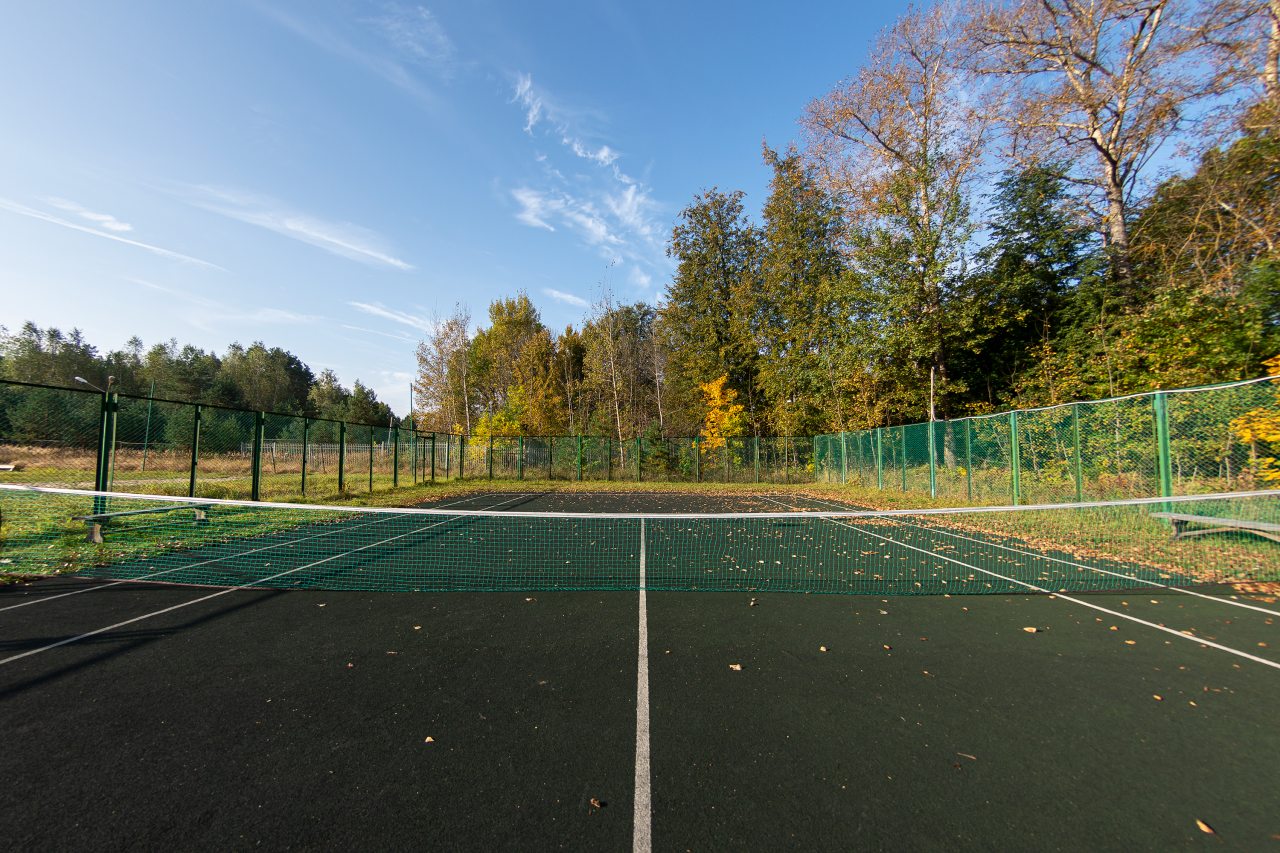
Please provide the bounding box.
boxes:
[815,375,1280,504]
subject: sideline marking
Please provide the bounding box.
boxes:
[633,518,652,853]
[0,493,532,666]
[761,496,1280,671]
[797,494,1280,618]
[0,492,490,614]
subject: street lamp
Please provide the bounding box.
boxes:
[74,375,115,393]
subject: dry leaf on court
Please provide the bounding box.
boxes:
[1124,640,1137,645]
[729,663,742,671]
[1022,627,1038,633]
[819,646,828,652]
[1153,694,1163,701]
[1195,819,1215,834]
[424,736,435,743]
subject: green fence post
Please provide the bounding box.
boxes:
[188,404,202,498]
[93,391,111,495]
[840,431,849,485]
[754,435,760,483]
[301,417,310,496]
[393,426,399,489]
[899,428,908,492]
[1009,411,1021,506]
[636,437,643,481]
[338,422,347,492]
[489,435,495,480]
[459,435,466,480]
[1153,391,1173,503]
[1071,404,1083,502]
[784,435,790,484]
[875,427,884,490]
[927,420,937,499]
[724,440,730,483]
[430,433,436,483]
[694,436,701,482]
[964,418,973,501]
[577,435,583,481]
[548,436,554,480]
[251,411,265,501]
[607,437,613,481]
[518,436,524,480]
[368,425,375,492]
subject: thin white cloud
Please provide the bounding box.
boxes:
[626,266,653,290]
[46,197,133,232]
[542,287,589,308]
[341,323,419,343]
[349,301,435,333]
[126,277,318,326]
[512,188,555,231]
[511,187,621,247]
[513,73,543,133]
[184,185,413,271]
[0,198,224,270]
[365,5,455,75]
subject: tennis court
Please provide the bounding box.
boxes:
[2,484,1279,849]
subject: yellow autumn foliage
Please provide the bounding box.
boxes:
[1229,354,1280,483]
[699,375,745,452]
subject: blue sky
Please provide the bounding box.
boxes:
[0,1,902,413]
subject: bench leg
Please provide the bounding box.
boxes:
[1169,519,1185,541]
[84,523,103,544]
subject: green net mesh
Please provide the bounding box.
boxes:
[5,485,1275,595]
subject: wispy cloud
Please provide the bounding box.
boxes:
[0,198,224,269]
[127,277,318,326]
[542,287,589,308]
[341,323,419,343]
[349,301,434,333]
[183,185,413,270]
[46,197,133,232]
[507,73,670,291]
[260,4,452,107]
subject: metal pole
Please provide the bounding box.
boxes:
[1071,404,1083,502]
[636,436,643,481]
[694,436,701,482]
[964,418,973,501]
[301,418,310,496]
[368,425,375,492]
[1153,392,1173,505]
[900,428,908,492]
[576,434,583,481]
[393,426,400,488]
[840,431,848,485]
[606,436,612,481]
[489,435,495,480]
[928,420,937,499]
[430,432,436,483]
[188,404,202,498]
[1009,411,1021,506]
[548,436,554,480]
[754,435,760,483]
[518,435,524,480]
[784,435,790,484]
[251,411,265,501]
[458,435,466,480]
[338,422,347,492]
[875,427,885,490]
[141,379,155,472]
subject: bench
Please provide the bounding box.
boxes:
[72,504,212,544]
[1150,512,1280,545]
[0,464,16,472]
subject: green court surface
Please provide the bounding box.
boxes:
[2,486,1279,849]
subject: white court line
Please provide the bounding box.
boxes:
[0,492,488,614]
[633,519,652,853]
[795,495,1280,618]
[0,493,533,667]
[759,497,1280,671]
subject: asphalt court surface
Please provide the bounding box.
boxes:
[2,489,1279,850]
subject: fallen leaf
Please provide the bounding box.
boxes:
[590,798,602,809]
[729,663,742,671]
[819,646,828,652]
[317,603,326,608]
[883,644,892,650]
[1109,626,1118,631]
[346,662,354,668]
[1153,694,1163,701]
[424,736,435,743]
[1124,640,1136,645]
[1022,626,1039,633]
[386,651,398,656]
[1195,819,1215,834]
[957,752,977,760]
[749,598,758,607]
[413,625,421,630]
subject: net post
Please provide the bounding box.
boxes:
[489,435,494,480]
[188,404,202,498]
[251,410,265,501]
[1153,391,1173,505]
[301,417,310,496]
[338,422,347,492]
[577,434,583,481]
[927,420,937,498]
[518,436,524,480]
[393,426,399,489]
[368,425,375,492]
[1071,403,1083,502]
[964,418,972,501]
[1009,411,1021,506]
[754,435,760,483]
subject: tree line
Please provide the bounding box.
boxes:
[0,322,396,426]
[415,0,1279,440]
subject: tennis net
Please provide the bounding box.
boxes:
[1,485,1276,595]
